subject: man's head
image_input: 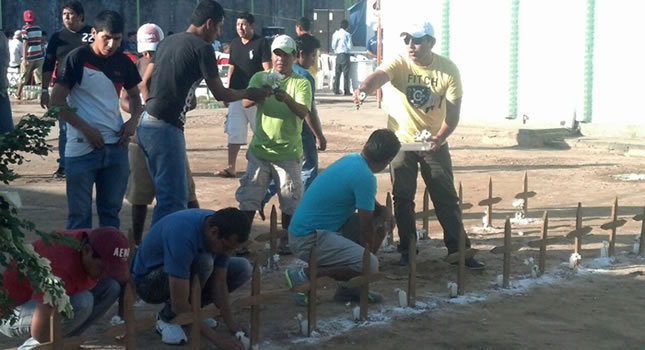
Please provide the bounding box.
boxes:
[137,23,164,56]
[191,0,225,43]
[400,21,436,64]
[271,35,296,74]
[23,10,35,24]
[362,129,401,173]
[222,42,231,53]
[13,30,22,40]
[204,208,252,256]
[236,12,255,40]
[61,1,84,31]
[295,17,311,36]
[79,227,130,282]
[340,19,349,30]
[295,34,320,69]
[91,10,124,57]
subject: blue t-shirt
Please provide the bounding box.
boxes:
[288,153,376,236]
[131,209,229,281]
[292,63,315,99]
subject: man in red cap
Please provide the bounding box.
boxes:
[16,9,45,100]
[0,227,130,349]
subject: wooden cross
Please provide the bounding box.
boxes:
[189,276,202,350]
[443,228,479,295]
[386,192,394,245]
[514,172,537,217]
[344,244,383,320]
[478,177,502,228]
[407,237,417,306]
[250,262,261,347]
[307,250,318,336]
[490,218,523,288]
[600,197,626,257]
[458,181,473,211]
[567,203,592,254]
[634,207,645,257]
[122,281,137,349]
[416,186,432,239]
[527,211,561,276]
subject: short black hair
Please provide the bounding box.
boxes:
[296,17,311,31]
[236,12,255,25]
[127,31,136,37]
[363,129,401,163]
[340,19,349,30]
[296,33,320,55]
[191,0,225,27]
[42,31,47,36]
[94,10,124,34]
[61,1,84,19]
[208,207,251,243]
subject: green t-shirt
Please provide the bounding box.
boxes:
[248,70,312,161]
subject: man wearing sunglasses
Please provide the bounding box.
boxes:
[353,21,484,269]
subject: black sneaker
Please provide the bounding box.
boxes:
[451,257,486,270]
[53,167,65,179]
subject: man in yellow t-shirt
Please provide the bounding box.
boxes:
[295,17,319,86]
[353,21,484,269]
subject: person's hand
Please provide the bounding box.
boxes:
[273,88,290,103]
[40,90,49,109]
[246,86,272,101]
[316,134,327,151]
[427,134,445,152]
[117,118,137,146]
[353,88,363,105]
[80,125,104,149]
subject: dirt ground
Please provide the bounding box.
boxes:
[2,94,644,350]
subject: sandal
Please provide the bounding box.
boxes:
[215,169,236,178]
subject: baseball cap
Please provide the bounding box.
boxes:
[87,227,131,283]
[401,21,435,39]
[23,10,35,22]
[137,23,164,53]
[14,30,22,40]
[271,35,296,54]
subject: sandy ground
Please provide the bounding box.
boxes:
[2,94,644,350]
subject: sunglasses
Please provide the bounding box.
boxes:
[403,35,428,45]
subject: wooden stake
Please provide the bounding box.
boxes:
[638,207,645,256]
[189,276,201,350]
[250,262,261,346]
[488,178,493,228]
[522,172,529,217]
[270,205,278,256]
[360,243,371,320]
[422,187,430,238]
[118,230,137,319]
[123,282,137,350]
[503,218,512,288]
[307,249,317,336]
[50,310,63,350]
[386,192,394,245]
[575,203,583,254]
[609,197,618,257]
[458,182,463,207]
[457,227,466,296]
[407,237,416,307]
[539,211,548,276]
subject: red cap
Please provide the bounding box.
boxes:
[88,227,131,283]
[23,10,35,23]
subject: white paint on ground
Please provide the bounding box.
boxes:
[611,173,645,181]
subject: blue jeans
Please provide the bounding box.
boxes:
[136,113,187,225]
[58,120,67,167]
[134,254,251,322]
[0,279,120,339]
[65,144,129,229]
[0,93,14,133]
[262,124,318,205]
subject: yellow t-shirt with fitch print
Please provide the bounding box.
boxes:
[379,54,462,144]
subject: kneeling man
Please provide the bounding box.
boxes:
[131,208,251,349]
[285,129,400,305]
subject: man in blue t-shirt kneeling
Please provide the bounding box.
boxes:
[285,129,400,305]
[131,208,251,349]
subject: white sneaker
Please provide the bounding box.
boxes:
[204,317,218,328]
[155,315,187,345]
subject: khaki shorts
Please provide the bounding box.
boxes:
[235,151,302,215]
[125,142,197,205]
[18,58,43,86]
[224,100,257,144]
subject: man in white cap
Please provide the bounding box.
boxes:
[119,23,200,245]
[353,21,484,269]
[235,34,313,252]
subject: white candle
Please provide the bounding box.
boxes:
[235,331,250,350]
[569,253,581,269]
[496,274,504,286]
[352,306,361,321]
[394,288,407,307]
[447,282,458,298]
[600,241,609,258]
[634,243,639,255]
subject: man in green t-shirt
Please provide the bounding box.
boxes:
[235,35,313,253]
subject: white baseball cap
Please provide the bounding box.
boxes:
[401,21,435,39]
[137,23,164,53]
[271,35,296,54]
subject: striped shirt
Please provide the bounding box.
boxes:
[21,23,44,61]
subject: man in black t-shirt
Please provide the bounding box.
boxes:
[137,0,270,229]
[41,0,93,178]
[50,10,143,230]
[216,12,271,178]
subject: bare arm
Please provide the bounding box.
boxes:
[119,88,130,113]
[167,276,192,316]
[353,69,391,104]
[206,76,270,105]
[30,302,53,343]
[117,86,143,145]
[430,97,461,149]
[358,208,379,253]
[211,268,238,333]
[40,71,53,109]
[139,62,154,102]
[304,103,326,150]
[274,89,309,119]
[262,62,271,70]
[50,83,104,148]
[226,64,235,88]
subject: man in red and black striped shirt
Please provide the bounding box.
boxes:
[16,9,44,100]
